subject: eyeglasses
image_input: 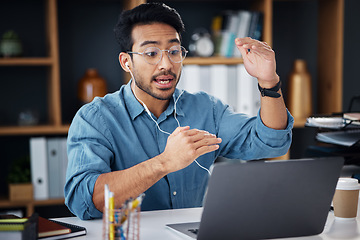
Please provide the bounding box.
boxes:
[128,45,188,65]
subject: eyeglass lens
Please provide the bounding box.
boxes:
[143,46,187,65]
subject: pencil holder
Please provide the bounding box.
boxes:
[102,206,140,240]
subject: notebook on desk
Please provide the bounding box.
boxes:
[166,157,344,240]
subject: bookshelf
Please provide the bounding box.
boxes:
[0,125,70,136]
[0,58,53,66]
[1,0,343,134]
[0,0,345,213]
[0,0,66,136]
[0,198,64,216]
[184,57,243,66]
[317,0,344,114]
[150,0,343,121]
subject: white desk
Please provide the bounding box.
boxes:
[54,207,360,240]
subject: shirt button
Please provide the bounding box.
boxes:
[173,191,177,196]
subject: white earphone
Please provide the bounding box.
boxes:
[122,58,211,175]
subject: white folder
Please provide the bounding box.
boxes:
[30,137,49,200]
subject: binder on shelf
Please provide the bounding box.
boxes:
[236,64,260,117]
[59,138,68,198]
[30,137,49,200]
[199,65,211,95]
[181,64,261,114]
[47,138,62,199]
[180,65,201,94]
[208,64,237,111]
[210,64,228,104]
[47,137,68,199]
[227,65,238,111]
[30,137,68,200]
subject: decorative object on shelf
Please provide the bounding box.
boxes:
[7,156,33,201]
[188,29,214,57]
[287,59,313,123]
[77,68,107,104]
[0,30,23,57]
[18,109,39,126]
[9,183,33,201]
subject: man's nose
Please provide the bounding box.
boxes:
[157,51,173,70]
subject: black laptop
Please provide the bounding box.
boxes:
[167,157,344,240]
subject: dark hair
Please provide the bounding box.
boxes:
[114,2,185,52]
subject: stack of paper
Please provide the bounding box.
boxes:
[316,130,360,147]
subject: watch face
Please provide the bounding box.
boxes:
[195,37,214,57]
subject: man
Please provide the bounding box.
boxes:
[65,3,293,220]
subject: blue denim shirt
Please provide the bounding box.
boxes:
[65,81,293,220]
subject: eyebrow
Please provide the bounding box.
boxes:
[139,38,180,47]
[140,40,159,47]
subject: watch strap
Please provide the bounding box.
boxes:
[258,81,282,98]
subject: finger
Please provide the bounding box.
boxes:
[185,129,205,136]
[240,45,274,63]
[236,37,271,50]
[193,136,222,150]
[235,38,250,56]
[235,37,254,45]
[195,144,220,157]
[187,130,217,143]
[251,40,272,50]
[235,44,263,61]
[235,37,262,51]
[237,38,273,56]
[249,41,274,54]
[236,45,248,58]
[179,129,213,139]
[171,126,190,136]
[251,44,274,56]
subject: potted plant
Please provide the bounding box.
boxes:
[7,156,33,201]
[0,30,23,57]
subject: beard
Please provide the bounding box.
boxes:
[132,69,181,101]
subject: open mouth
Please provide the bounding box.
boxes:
[153,74,176,88]
[156,79,171,84]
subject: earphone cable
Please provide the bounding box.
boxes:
[127,64,211,175]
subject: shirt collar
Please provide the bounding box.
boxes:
[124,80,185,121]
[124,80,144,120]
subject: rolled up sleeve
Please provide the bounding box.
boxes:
[65,103,113,220]
[217,106,294,161]
[251,110,294,158]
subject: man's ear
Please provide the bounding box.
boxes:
[119,52,131,72]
